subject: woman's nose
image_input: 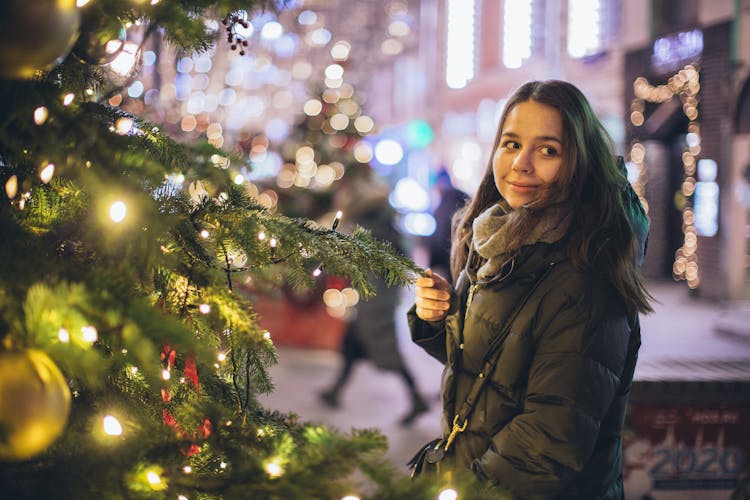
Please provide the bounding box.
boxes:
[512,149,532,172]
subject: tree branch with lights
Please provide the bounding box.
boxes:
[0,1,506,499]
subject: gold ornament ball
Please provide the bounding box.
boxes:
[0,0,81,79]
[0,349,72,461]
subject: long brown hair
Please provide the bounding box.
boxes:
[450,80,653,314]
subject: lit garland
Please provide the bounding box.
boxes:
[629,64,702,288]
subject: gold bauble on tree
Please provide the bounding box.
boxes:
[0,349,72,461]
[0,0,80,79]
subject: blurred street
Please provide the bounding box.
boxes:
[257,279,750,475]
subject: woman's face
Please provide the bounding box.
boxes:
[492,100,566,208]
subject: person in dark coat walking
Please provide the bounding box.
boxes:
[409,80,653,498]
[426,168,469,283]
[320,171,429,426]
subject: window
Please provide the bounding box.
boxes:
[445,0,476,88]
[567,0,620,59]
[502,0,546,69]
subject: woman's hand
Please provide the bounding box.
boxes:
[415,269,453,322]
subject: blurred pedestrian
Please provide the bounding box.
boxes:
[426,168,469,282]
[320,170,429,426]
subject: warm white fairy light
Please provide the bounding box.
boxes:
[146,471,161,485]
[130,366,138,374]
[109,201,127,223]
[162,369,171,380]
[58,328,70,343]
[269,237,277,248]
[103,415,123,436]
[110,42,139,76]
[312,267,322,277]
[265,459,283,478]
[5,175,18,199]
[632,64,702,288]
[40,162,55,184]
[438,488,459,500]
[183,466,192,474]
[115,117,133,135]
[220,461,228,469]
[332,210,343,230]
[263,331,272,341]
[217,352,227,362]
[81,325,98,342]
[258,231,266,241]
[198,303,211,314]
[177,496,188,500]
[354,116,374,134]
[200,229,210,239]
[341,496,361,500]
[62,93,75,106]
[330,41,351,61]
[76,0,91,6]
[33,106,48,125]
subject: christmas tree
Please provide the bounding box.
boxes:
[0,1,459,498]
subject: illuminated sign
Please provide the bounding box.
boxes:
[651,29,703,74]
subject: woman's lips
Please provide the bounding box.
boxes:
[508,182,539,193]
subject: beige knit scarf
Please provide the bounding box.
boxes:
[472,200,573,280]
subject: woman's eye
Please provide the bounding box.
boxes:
[502,141,520,149]
[540,146,558,156]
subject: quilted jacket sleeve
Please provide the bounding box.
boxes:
[471,288,630,498]
[407,304,448,364]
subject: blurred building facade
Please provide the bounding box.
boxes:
[366,0,750,302]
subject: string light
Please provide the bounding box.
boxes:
[81,325,98,342]
[58,328,70,343]
[103,415,123,436]
[198,303,211,314]
[332,210,343,230]
[62,93,75,106]
[631,64,702,288]
[39,162,55,184]
[162,369,171,380]
[33,106,48,125]
[264,459,284,478]
[115,117,133,135]
[183,466,192,474]
[146,471,161,485]
[200,229,210,239]
[438,489,459,500]
[109,201,127,223]
[5,175,18,199]
[258,231,266,241]
[217,352,226,362]
[262,331,272,341]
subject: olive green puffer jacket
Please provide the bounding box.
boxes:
[409,241,641,499]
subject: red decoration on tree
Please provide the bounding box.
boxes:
[221,12,251,56]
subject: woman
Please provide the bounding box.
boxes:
[409,80,652,499]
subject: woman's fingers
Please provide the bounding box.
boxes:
[414,295,451,311]
[415,305,448,322]
[415,269,452,321]
[415,286,451,302]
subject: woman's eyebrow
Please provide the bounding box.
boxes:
[501,131,562,144]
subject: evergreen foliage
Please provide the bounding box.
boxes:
[0,1,475,498]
